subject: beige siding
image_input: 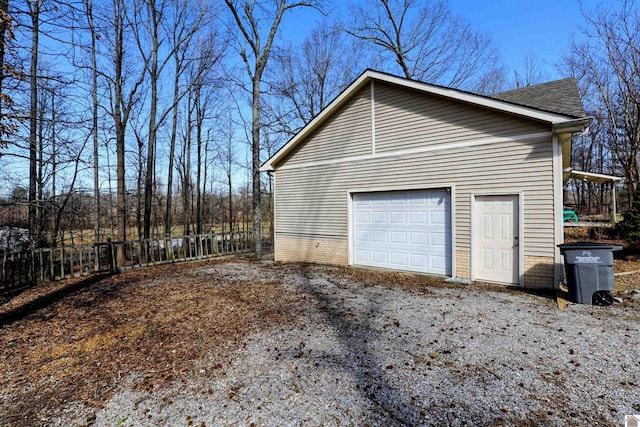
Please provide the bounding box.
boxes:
[274,81,556,284]
[283,86,372,166]
[374,82,546,153]
[276,136,553,257]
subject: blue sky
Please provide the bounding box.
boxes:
[279,0,604,82]
[447,0,600,79]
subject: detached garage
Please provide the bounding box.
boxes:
[261,70,591,289]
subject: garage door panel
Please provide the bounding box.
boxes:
[353,190,451,275]
[431,255,447,271]
[355,211,370,223]
[355,230,370,242]
[371,194,387,205]
[355,250,370,263]
[431,211,446,224]
[410,232,427,245]
[431,232,448,247]
[372,251,388,263]
[410,211,427,224]
[389,193,407,205]
[372,211,387,223]
[390,252,407,265]
[390,211,406,224]
[372,230,387,243]
[408,194,427,205]
[391,231,407,244]
[410,254,428,268]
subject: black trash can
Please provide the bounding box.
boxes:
[558,242,622,306]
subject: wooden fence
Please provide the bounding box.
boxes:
[0,231,254,297]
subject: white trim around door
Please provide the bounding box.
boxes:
[471,192,524,286]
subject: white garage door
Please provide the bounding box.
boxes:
[353,189,451,275]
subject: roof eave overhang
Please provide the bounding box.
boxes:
[552,117,592,134]
[261,70,588,172]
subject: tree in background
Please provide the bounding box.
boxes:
[346,0,500,89]
[266,20,364,135]
[224,0,323,258]
[564,0,640,205]
[108,0,147,251]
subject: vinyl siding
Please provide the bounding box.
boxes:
[283,86,372,165]
[374,82,546,153]
[274,82,555,263]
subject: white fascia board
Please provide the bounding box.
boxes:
[261,69,579,172]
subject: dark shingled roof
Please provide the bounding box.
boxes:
[490,78,586,119]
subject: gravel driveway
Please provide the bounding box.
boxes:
[2,259,639,426]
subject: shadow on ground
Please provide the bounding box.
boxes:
[296,264,422,425]
[0,273,115,328]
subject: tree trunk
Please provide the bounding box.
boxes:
[183,97,193,236]
[165,52,180,237]
[251,78,262,256]
[114,1,127,268]
[228,171,233,236]
[143,0,159,240]
[195,91,202,235]
[86,0,100,245]
[28,0,40,246]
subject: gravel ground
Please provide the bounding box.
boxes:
[32,260,639,426]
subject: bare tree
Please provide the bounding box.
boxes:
[512,53,552,89]
[563,0,640,203]
[345,0,500,89]
[131,0,208,240]
[106,0,148,252]
[224,0,322,257]
[218,112,237,236]
[165,0,204,237]
[27,0,41,245]
[83,0,101,244]
[266,20,363,135]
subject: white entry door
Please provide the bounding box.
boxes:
[474,195,519,284]
[353,189,451,275]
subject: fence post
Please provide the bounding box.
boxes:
[107,238,116,272]
[2,250,6,292]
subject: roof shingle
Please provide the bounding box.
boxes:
[490,78,586,118]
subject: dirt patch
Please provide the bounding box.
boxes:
[0,258,305,426]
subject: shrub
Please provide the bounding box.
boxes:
[615,200,640,244]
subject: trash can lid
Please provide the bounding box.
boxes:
[558,241,623,251]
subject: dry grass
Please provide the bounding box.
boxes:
[0,258,304,426]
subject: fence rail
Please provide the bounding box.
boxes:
[0,231,254,297]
